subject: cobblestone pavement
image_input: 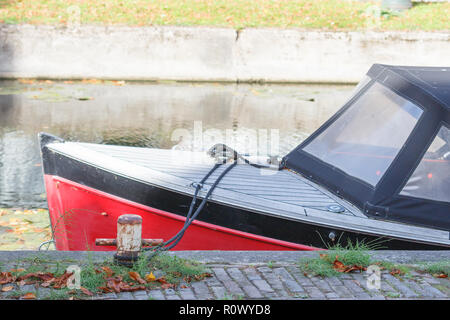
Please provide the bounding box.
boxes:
[0,251,448,300]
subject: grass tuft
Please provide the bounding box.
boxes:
[417,260,450,277]
[299,241,373,277]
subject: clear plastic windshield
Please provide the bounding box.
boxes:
[303,82,423,186]
[400,125,450,203]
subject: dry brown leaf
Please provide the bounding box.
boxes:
[80,287,94,296]
[0,272,16,284]
[1,285,14,292]
[106,278,122,293]
[128,271,146,284]
[390,269,404,276]
[21,292,36,300]
[332,257,347,272]
[52,271,73,289]
[98,286,113,293]
[156,276,168,284]
[161,283,175,290]
[101,266,114,278]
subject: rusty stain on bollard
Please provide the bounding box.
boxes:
[95,214,163,266]
[116,214,142,263]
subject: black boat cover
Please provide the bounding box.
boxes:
[283,64,450,231]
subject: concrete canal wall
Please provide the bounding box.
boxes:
[0,24,450,83]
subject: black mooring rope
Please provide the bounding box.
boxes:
[144,144,279,260]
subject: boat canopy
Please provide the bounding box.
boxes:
[283,64,450,231]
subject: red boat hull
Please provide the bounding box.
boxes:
[44,175,319,251]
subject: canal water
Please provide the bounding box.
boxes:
[0,80,354,208]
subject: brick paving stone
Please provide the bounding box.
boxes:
[384,274,419,298]
[241,284,264,299]
[226,268,263,298]
[332,285,355,299]
[415,280,448,298]
[380,275,397,293]
[227,268,247,282]
[210,286,228,300]
[303,286,326,299]
[252,279,274,293]
[273,267,305,294]
[19,284,37,294]
[242,267,262,281]
[98,292,118,300]
[323,276,344,288]
[405,279,428,297]
[286,266,315,287]
[148,289,165,300]
[117,292,134,300]
[365,291,386,300]
[258,267,290,297]
[421,274,442,285]
[204,274,223,287]
[325,292,340,299]
[164,288,181,300]
[179,287,196,300]
[212,267,244,296]
[309,277,334,293]
[191,281,214,300]
[37,287,52,299]
[132,290,149,300]
[339,273,354,280]
[342,280,371,299]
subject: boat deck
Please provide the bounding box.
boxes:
[80,143,359,215]
[46,142,450,247]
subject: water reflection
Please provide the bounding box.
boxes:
[0,80,353,208]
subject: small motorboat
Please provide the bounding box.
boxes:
[39,64,450,251]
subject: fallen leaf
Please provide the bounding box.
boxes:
[156,276,168,284]
[101,266,114,278]
[1,285,14,292]
[52,271,73,289]
[390,269,404,276]
[98,286,113,293]
[145,272,156,282]
[0,272,16,284]
[80,287,94,296]
[332,256,347,272]
[332,256,366,273]
[161,283,175,290]
[17,280,26,286]
[21,292,36,300]
[106,278,122,293]
[128,271,146,284]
